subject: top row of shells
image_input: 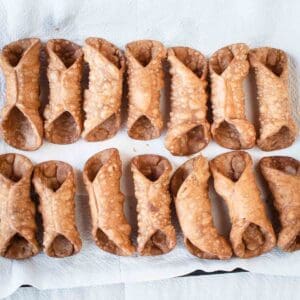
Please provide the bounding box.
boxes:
[0,38,297,154]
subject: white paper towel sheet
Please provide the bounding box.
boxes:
[6,273,300,300]
[0,0,300,298]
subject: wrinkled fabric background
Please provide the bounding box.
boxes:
[0,0,299,298]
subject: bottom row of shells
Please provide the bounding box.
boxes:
[0,149,299,260]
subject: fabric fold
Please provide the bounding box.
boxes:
[165,47,210,156]
[260,156,300,252]
[249,47,297,151]
[209,43,256,149]
[0,153,39,259]
[82,38,125,141]
[170,155,232,259]
[131,154,176,255]
[210,151,276,258]
[44,39,83,144]
[0,38,43,150]
[33,160,82,257]
[83,148,135,256]
[126,40,166,140]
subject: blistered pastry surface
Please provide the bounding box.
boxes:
[82,38,125,141]
[131,154,176,255]
[44,39,83,144]
[0,153,39,259]
[165,47,210,156]
[33,160,82,257]
[126,40,166,140]
[210,151,276,258]
[83,148,134,256]
[171,155,232,259]
[260,156,300,251]
[249,47,298,151]
[0,38,43,150]
[209,43,256,149]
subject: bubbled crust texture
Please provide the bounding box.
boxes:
[83,148,135,256]
[82,38,125,141]
[260,156,300,251]
[44,39,83,144]
[165,47,210,156]
[131,155,176,255]
[0,153,39,259]
[210,151,275,258]
[209,43,256,149]
[171,155,232,259]
[126,40,166,140]
[249,47,298,151]
[0,38,43,151]
[33,161,82,257]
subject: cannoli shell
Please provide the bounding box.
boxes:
[0,38,43,150]
[249,47,298,151]
[83,148,135,256]
[260,156,300,251]
[170,155,232,259]
[33,160,82,257]
[131,154,176,255]
[126,40,166,140]
[44,39,83,144]
[0,153,39,259]
[165,47,210,156]
[82,38,125,141]
[209,43,256,149]
[210,151,276,258]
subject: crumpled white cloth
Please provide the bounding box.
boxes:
[0,0,300,298]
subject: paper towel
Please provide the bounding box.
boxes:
[6,273,300,300]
